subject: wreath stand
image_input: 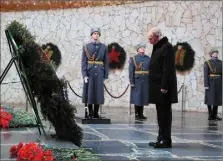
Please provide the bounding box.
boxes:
[0,30,46,136]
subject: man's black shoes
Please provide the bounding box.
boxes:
[149,140,172,148]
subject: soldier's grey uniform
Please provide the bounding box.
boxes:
[204,48,222,120]
[81,28,109,118]
[129,43,150,120]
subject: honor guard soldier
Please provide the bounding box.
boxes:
[204,48,222,121]
[129,43,150,120]
[81,28,109,118]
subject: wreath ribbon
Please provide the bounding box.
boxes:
[175,49,185,66]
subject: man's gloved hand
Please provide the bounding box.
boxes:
[84,77,89,83]
[131,84,135,87]
[205,87,209,90]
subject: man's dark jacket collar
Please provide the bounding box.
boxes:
[154,36,168,48]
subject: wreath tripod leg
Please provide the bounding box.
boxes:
[0,56,18,84]
[20,73,47,137]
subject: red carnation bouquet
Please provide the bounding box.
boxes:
[10,142,54,161]
[0,107,12,128]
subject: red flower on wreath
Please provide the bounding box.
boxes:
[109,46,120,63]
[0,108,12,128]
[9,142,54,161]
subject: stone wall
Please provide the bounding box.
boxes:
[1,1,222,112]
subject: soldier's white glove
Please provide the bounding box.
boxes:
[205,87,209,90]
[131,84,135,87]
[84,77,89,83]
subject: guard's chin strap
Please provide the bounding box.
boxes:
[91,39,100,44]
[138,52,145,55]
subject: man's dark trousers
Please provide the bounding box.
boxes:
[156,103,172,145]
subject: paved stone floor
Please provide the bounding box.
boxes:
[1,106,222,161]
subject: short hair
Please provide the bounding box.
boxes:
[149,27,162,37]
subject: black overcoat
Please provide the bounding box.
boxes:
[149,37,178,104]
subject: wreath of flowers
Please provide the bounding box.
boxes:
[108,42,126,70]
[173,42,195,75]
[6,20,83,146]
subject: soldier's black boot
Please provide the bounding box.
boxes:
[88,104,93,118]
[93,104,100,118]
[139,106,147,120]
[213,106,222,121]
[135,105,140,120]
[208,105,214,120]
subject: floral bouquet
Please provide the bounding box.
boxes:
[10,142,101,161]
[10,142,54,161]
[0,105,37,128]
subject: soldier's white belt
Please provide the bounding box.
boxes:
[209,74,221,77]
[135,71,149,74]
[88,61,104,65]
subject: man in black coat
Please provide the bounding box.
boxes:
[147,27,178,148]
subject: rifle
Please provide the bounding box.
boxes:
[84,81,89,118]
